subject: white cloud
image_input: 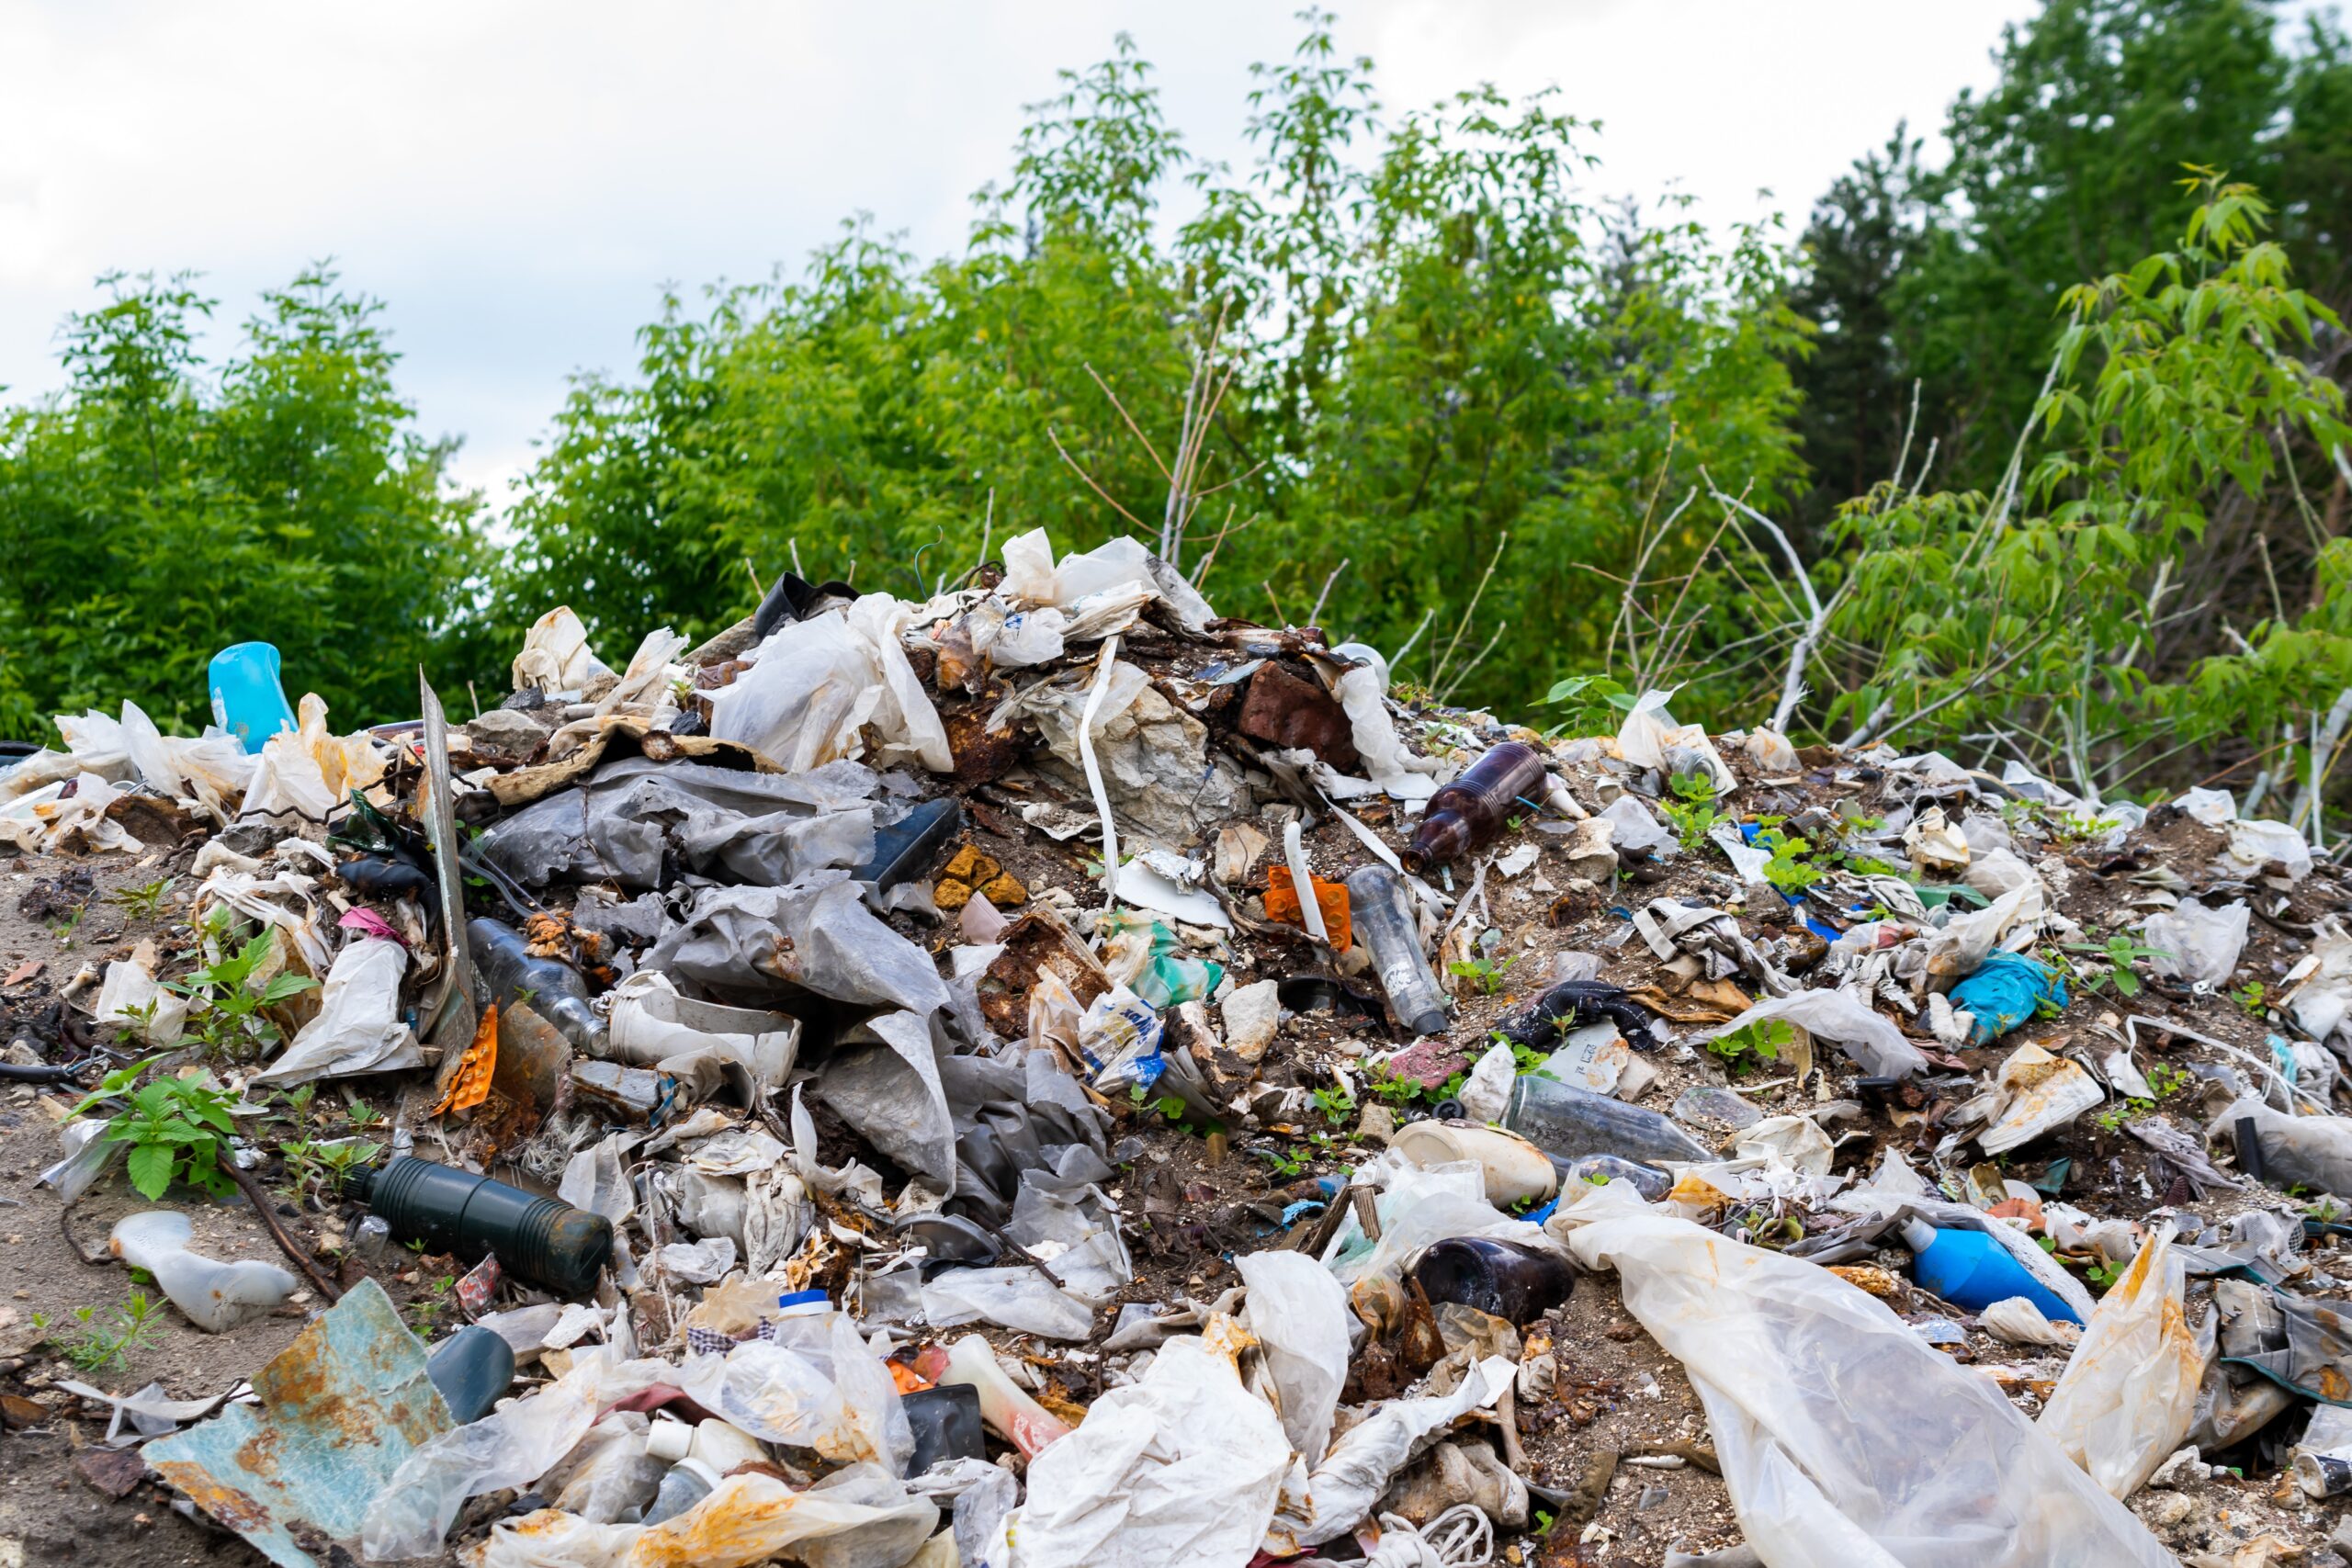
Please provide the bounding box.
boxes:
[0,1,2056,500]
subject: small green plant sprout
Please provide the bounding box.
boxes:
[101,1076,241,1201]
[1754,825,1822,895]
[35,1292,167,1372]
[1365,1066,1421,1107]
[1706,1018,1793,1076]
[1447,952,1519,996]
[106,876,177,920]
[2095,1097,2156,1134]
[2233,980,2267,1014]
[2061,933,2168,998]
[1309,1084,1357,1125]
[1658,771,1723,852]
[2143,1061,2192,1100]
[168,929,320,1062]
[343,1094,387,1129]
[1259,1144,1311,1179]
[281,1136,384,1203]
[50,903,85,944]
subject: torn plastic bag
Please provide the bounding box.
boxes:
[1272,1354,1518,1549]
[118,697,254,818]
[38,1117,122,1205]
[513,606,614,697]
[478,756,878,891]
[2223,818,2313,881]
[1695,989,1927,1078]
[1006,1179,1132,1303]
[1015,659,1250,840]
[1971,1043,2106,1156]
[1923,878,2044,983]
[998,1324,1293,1568]
[1323,1157,1552,1290]
[145,1280,450,1568]
[255,936,421,1083]
[94,939,189,1043]
[1237,1250,1354,1470]
[111,1210,296,1333]
[1946,953,2065,1046]
[2141,897,2249,989]
[2211,1275,2352,1405]
[814,1010,956,1190]
[710,594,952,773]
[475,1465,938,1568]
[2038,1223,2207,1498]
[1327,643,1445,802]
[922,1266,1094,1340]
[673,1314,912,1472]
[1600,793,1673,855]
[646,874,952,1015]
[1556,1183,2174,1568]
[358,1348,686,1557]
[2211,1094,2352,1196]
[540,1410,664,1523]
[239,694,388,826]
[606,969,798,1097]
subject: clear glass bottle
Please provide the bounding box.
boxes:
[1345,863,1448,1035]
[1503,1074,1712,1166]
[469,916,605,1053]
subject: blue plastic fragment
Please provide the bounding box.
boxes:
[1950,952,2067,1045]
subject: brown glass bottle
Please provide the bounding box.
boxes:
[1403,741,1548,871]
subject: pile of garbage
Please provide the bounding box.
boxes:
[6,525,2352,1567]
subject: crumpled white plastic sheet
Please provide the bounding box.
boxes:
[471,1465,937,1568]
[2223,817,2313,881]
[254,936,421,1082]
[1272,1354,1517,1549]
[1322,1156,1551,1289]
[1324,643,1445,802]
[239,694,390,826]
[512,606,614,697]
[1237,1249,1351,1470]
[0,771,141,853]
[1922,877,2046,982]
[996,1325,1293,1568]
[95,940,190,1043]
[2039,1223,2208,1499]
[1696,989,1928,1079]
[1556,1183,2174,1568]
[672,1314,912,1472]
[2141,897,2249,989]
[711,595,952,774]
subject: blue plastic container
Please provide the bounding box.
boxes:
[208,642,296,754]
[1902,1218,2084,1325]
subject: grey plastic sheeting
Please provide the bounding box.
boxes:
[144,1279,453,1568]
[477,755,881,890]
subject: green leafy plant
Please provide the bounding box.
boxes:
[169,928,319,1062]
[1446,952,1518,995]
[2233,980,2267,1015]
[105,876,177,920]
[1658,772,1723,852]
[1706,1018,1793,1076]
[2061,933,2168,998]
[99,1077,240,1201]
[1539,674,1634,738]
[2144,1061,2192,1100]
[1365,1066,1422,1108]
[1309,1084,1356,1126]
[34,1292,166,1373]
[1754,825,1822,894]
[281,1137,384,1203]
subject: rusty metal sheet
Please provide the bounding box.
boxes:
[420,673,481,1085]
[144,1278,452,1568]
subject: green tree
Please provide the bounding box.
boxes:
[0,268,481,739]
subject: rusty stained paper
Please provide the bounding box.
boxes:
[143,1278,452,1568]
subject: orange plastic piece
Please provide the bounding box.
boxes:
[1264,866,1351,951]
[432,1000,500,1115]
[888,1359,934,1394]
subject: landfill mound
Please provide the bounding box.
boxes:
[2,526,2350,1568]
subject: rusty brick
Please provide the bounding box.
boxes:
[1235,662,1359,771]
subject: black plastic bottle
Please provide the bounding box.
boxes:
[346,1156,613,1298]
[426,1324,517,1424]
[1411,1236,1577,1324]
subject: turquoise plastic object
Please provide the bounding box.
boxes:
[209,641,296,754]
[1099,910,1223,1008]
[1950,951,2066,1045]
[1902,1218,2084,1325]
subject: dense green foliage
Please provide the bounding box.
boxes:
[0,268,481,737]
[4,2,2351,818]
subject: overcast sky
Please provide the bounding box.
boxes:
[0,2,2056,502]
